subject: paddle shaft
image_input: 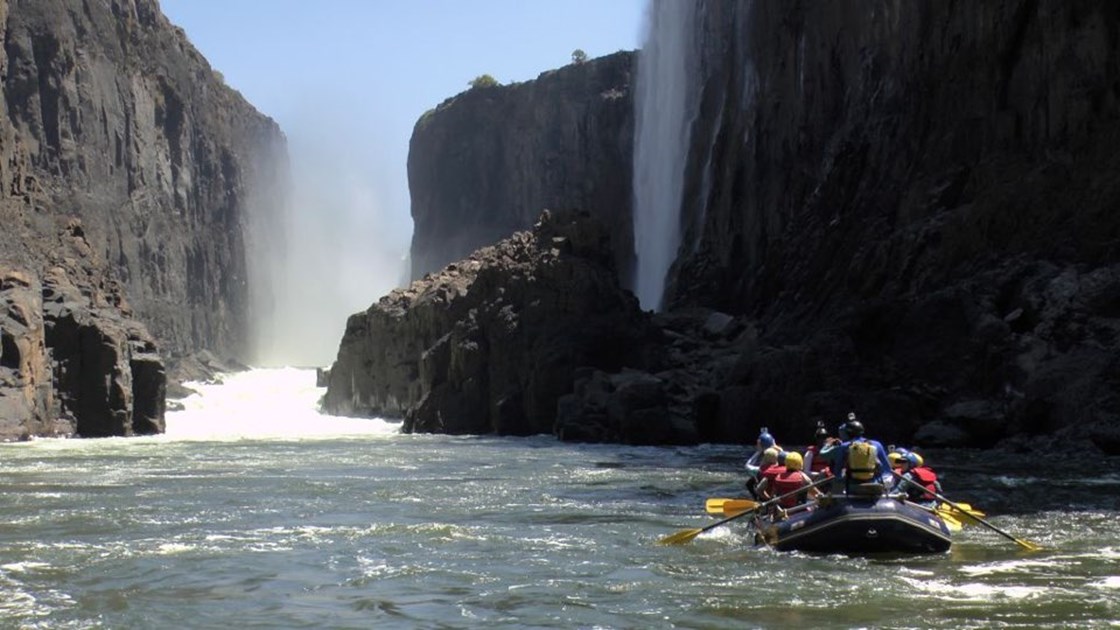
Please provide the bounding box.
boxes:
[892,472,1039,550]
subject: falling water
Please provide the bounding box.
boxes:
[632,0,698,311]
[245,127,411,368]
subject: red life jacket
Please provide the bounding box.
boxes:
[760,463,785,484]
[910,466,938,501]
[805,445,831,473]
[772,470,811,507]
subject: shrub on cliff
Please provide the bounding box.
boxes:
[468,74,500,89]
[571,49,588,64]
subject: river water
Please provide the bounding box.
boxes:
[1,369,1117,629]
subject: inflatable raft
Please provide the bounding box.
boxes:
[758,495,952,554]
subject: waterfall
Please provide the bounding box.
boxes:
[631,0,698,311]
[245,128,410,368]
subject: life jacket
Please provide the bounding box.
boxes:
[760,464,785,485]
[846,439,878,482]
[909,466,938,501]
[806,445,831,474]
[772,470,811,507]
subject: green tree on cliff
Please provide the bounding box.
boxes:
[468,74,501,89]
[571,49,588,64]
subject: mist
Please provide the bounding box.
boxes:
[248,113,412,368]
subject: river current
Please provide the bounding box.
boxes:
[1,369,1117,629]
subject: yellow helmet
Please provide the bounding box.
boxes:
[784,451,804,471]
[888,451,905,466]
[908,452,925,468]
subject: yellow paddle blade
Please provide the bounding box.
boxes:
[657,528,703,546]
[938,503,986,523]
[705,498,758,515]
[952,502,986,517]
[941,514,963,533]
[704,498,729,513]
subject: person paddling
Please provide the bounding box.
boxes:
[821,412,893,495]
[744,428,780,498]
[802,421,833,480]
[887,447,910,476]
[752,448,785,500]
[893,452,942,507]
[756,451,820,512]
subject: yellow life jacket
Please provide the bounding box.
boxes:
[847,440,878,481]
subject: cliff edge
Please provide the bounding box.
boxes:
[408,52,635,283]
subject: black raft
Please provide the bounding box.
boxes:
[758,495,952,554]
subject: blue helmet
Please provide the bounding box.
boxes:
[758,428,775,449]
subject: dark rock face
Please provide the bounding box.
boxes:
[324,210,659,439]
[664,1,1120,451]
[408,52,635,283]
[0,268,55,439]
[394,2,1120,452]
[1,0,286,361]
[1,221,165,438]
[0,0,285,439]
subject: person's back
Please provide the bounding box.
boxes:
[803,422,833,479]
[847,439,878,483]
[829,413,892,494]
[770,452,817,508]
[754,448,785,500]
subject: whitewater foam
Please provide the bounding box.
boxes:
[165,367,399,441]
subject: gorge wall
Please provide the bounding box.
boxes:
[0,0,287,439]
[408,51,635,283]
[666,0,1120,450]
[383,1,1120,452]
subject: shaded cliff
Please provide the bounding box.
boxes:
[384,1,1119,453]
[0,0,286,439]
[408,51,635,283]
[666,1,1120,450]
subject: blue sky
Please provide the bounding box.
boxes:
[159,0,648,365]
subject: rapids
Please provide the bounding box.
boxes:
[0,369,1117,628]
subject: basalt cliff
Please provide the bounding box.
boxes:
[0,0,286,439]
[408,52,635,282]
[330,1,1120,454]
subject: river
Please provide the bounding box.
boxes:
[1,368,1117,629]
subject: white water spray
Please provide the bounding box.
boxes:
[246,122,411,368]
[632,0,698,311]
[165,368,399,441]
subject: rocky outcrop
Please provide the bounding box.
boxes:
[408,52,635,283]
[0,268,55,439]
[662,1,1120,450]
[0,0,286,439]
[1,219,165,438]
[324,209,660,439]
